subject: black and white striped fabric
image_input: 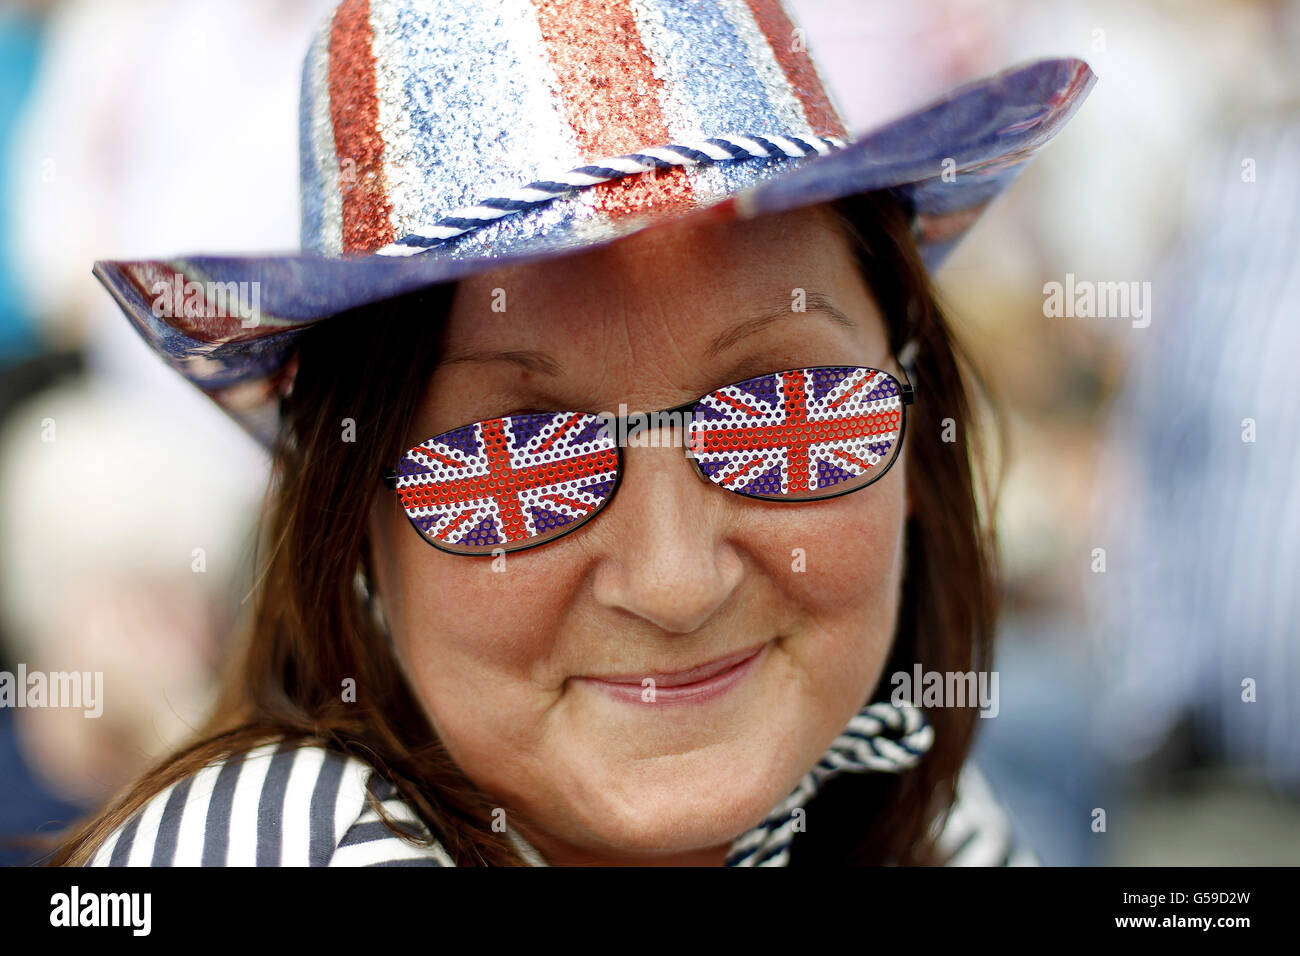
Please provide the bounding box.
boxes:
[726,700,933,866]
[87,717,1035,867]
[87,740,454,867]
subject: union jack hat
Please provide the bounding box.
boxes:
[91,0,1095,448]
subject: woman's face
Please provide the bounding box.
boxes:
[368,202,909,865]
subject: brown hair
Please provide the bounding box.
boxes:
[47,189,1000,866]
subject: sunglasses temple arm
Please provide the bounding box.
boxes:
[897,339,919,405]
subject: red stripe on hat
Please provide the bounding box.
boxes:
[329,0,394,253]
[743,0,847,140]
[532,0,695,221]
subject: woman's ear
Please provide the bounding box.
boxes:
[357,534,397,654]
[359,502,400,647]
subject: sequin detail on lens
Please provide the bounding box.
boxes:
[394,412,619,551]
[688,367,902,498]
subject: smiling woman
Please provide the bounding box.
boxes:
[55,191,1008,867]
[50,0,1093,867]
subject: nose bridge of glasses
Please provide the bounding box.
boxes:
[596,395,701,458]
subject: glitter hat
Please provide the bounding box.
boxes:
[92,0,1095,448]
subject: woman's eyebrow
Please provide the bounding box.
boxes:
[437,348,564,376]
[704,292,855,358]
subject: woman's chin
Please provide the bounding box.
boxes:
[516,751,794,862]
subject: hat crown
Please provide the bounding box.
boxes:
[299,0,849,258]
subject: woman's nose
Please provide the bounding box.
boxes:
[589,436,744,635]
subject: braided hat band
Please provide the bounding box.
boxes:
[377,132,847,256]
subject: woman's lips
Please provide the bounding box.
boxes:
[579,642,768,705]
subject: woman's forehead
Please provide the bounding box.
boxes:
[438,202,885,363]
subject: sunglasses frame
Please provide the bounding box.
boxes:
[381,350,917,557]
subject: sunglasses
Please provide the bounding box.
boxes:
[381,351,916,556]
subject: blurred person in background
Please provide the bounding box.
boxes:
[818,0,1300,866]
[0,0,332,863]
[1085,106,1300,863]
[0,376,257,864]
[0,0,69,867]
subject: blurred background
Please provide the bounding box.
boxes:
[0,0,1296,865]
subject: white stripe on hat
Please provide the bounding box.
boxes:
[369,0,589,248]
[306,13,343,257]
[716,0,821,142]
[368,0,417,251]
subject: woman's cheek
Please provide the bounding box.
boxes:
[740,475,906,705]
[743,476,906,612]
[393,543,584,693]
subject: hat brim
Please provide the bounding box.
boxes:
[93,56,1094,448]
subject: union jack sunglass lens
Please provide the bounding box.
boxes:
[686,366,905,501]
[391,412,621,555]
